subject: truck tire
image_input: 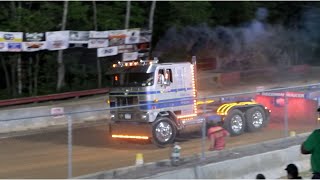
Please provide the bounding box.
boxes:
[223,109,245,136]
[151,117,177,148]
[245,106,267,132]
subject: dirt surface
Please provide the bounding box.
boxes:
[0,119,317,178]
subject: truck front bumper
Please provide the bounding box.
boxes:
[109,121,152,140]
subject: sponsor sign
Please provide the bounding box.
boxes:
[88,31,109,48]
[8,43,22,52]
[69,31,89,44]
[23,32,46,52]
[46,31,70,50]
[88,39,108,48]
[108,30,126,46]
[24,32,45,42]
[125,29,140,44]
[97,46,118,57]
[0,42,8,52]
[122,52,138,61]
[89,31,108,38]
[306,91,320,99]
[50,107,65,118]
[261,92,305,98]
[138,52,149,58]
[0,32,23,42]
[118,44,136,53]
[22,42,47,52]
[139,29,152,43]
[0,32,23,51]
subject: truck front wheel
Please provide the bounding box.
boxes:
[151,117,177,148]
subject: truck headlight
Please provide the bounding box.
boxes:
[110,113,115,119]
[141,114,147,120]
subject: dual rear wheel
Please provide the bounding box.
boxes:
[223,106,267,136]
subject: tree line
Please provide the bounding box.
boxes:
[0,1,319,100]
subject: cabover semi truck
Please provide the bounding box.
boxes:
[107,56,271,147]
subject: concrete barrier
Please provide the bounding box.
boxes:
[0,101,110,134]
[76,133,311,179]
[146,145,310,179]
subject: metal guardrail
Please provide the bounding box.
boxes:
[0,88,109,107]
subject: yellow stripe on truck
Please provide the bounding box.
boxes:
[217,101,257,116]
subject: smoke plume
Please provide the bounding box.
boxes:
[153,7,318,70]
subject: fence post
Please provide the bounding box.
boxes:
[201,97,207,161]
[284,92,289,137]
[67,115,73,178]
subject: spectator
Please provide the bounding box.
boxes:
[207,126,230,151]
[285,164,302,179]
[256,173,266,179]
[300,107,320,179]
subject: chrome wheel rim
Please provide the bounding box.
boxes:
[231,115,243,133]
[252,111,263,128]
[155,121,173,143]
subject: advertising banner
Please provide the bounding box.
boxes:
[88,39,108,48]
[8,43,22,52]
[122,52,138,61]
[88,31,109,48]
[97,46,118,57]
[0,32,23,51]
[69,31,89,44]
[261,92,305,98]
[125,29,140,44]
[138,52,149,58]
[24,32,45,41]
[139,29,152,43]
[0,32,23,42]
[46,31,69,50]
[89,31,108,38]
[118,44,136,53]
[108,30,126,46]
[0,42,8,52]
[22,42,47,52]
[51,107,65,118]
[22,32,46,52]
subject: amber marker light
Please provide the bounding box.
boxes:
[111,135,149,140]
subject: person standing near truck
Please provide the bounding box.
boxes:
[207,126,230,151]
[300,107,320,179]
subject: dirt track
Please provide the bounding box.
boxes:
[0,119,317,178]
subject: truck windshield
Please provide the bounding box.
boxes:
[112,73,154,87]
